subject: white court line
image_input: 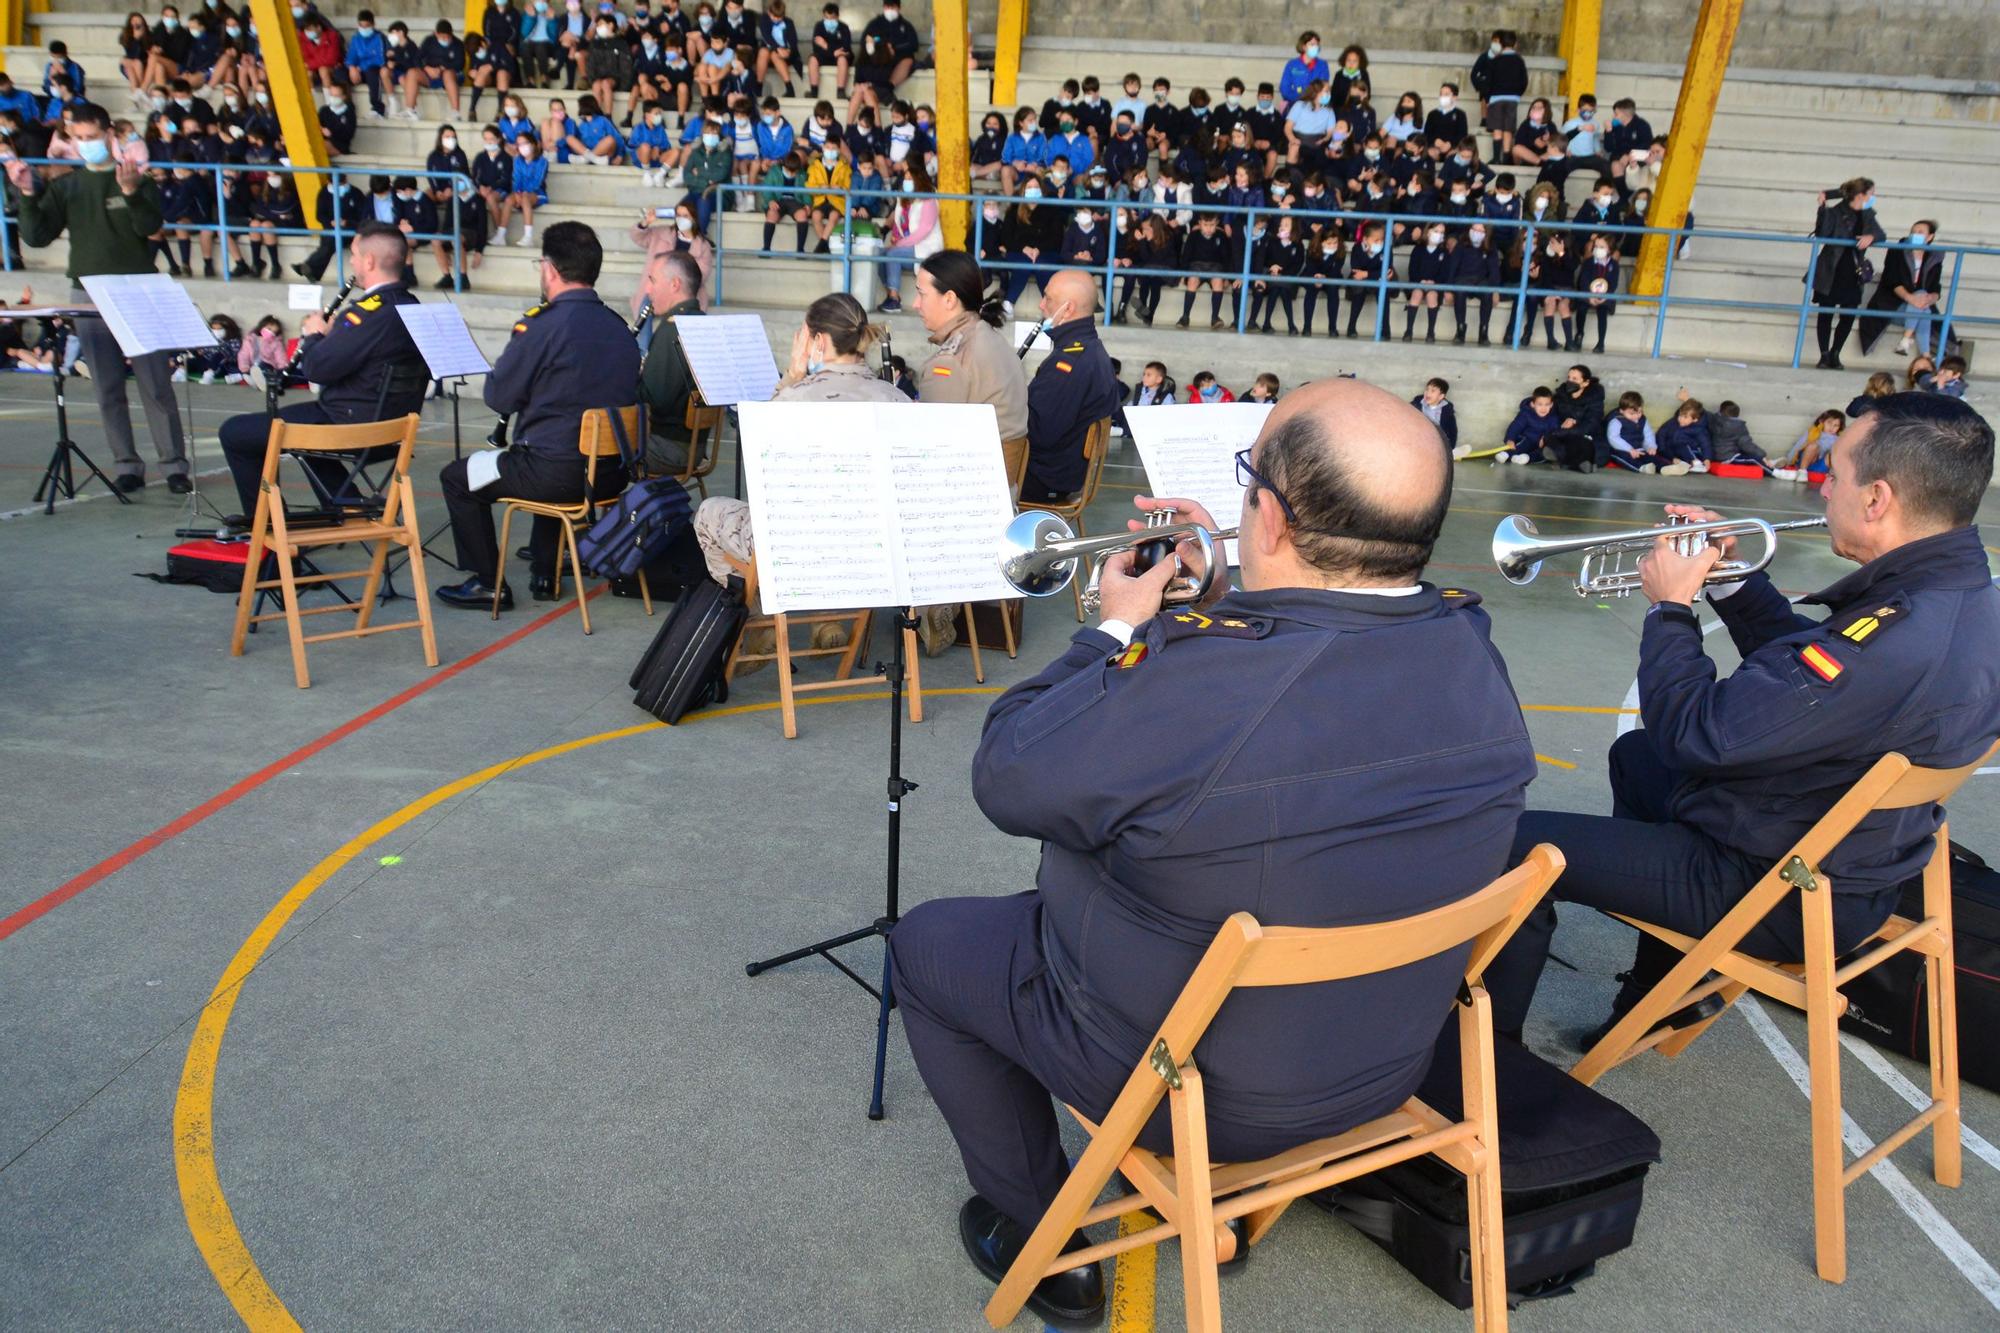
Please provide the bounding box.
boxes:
[0,465,232,521]
[1737,996,2000,1312]
[1838,1032,2000,1175]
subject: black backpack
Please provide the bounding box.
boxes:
[629,576,746,724]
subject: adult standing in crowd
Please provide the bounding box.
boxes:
[5,101,189,493]
[1810,178,1884,371]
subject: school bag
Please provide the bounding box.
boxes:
[1838,841,2000,1094]
[1315,1021,1661,1309]
[148,537,254,593]
[628,575,746,724]
[575,407,695,581]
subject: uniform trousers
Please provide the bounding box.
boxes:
[219,401,398,519]
[75,308,187,481]
[893,891,1366,1232]
[439,447,624,582]
[1484,729,1898,1036]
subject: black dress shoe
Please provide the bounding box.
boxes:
[515,544,534,562]
[529,573,557,601]
[436,576,513,610]
[958,1196,1104,1327]
[1573,970,1729,1054]
[166,474,193,495]
[114,474,145,493]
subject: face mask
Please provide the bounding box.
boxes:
[1022,186,1041,199]
[1049,169,1066,184]
[823,17,836,29]
[439,134,457,150]
[150,95,167,110]
[1449,191,1467,205]
[1488,41,1501,55]
[1303,43,1318,59]
[1315,92,1330,107]
[982,205,1000,222]
[389,33,404,44]
[1580,109,1595,120]
[1593,246,1609,260]
[821,149,838,164]
[1532,198,1548,214]
[485,141,501,154]
[330,96,347,110]
[1596,194,1614,208]
[1493,191,1512,204]
[1132,177,1148,191]
[1527,113,1543,126]
[1199,385,1220,401]
[1224,94,1239,108]
[225,26,239,36]
[882,5,897,16]
[698,14,711,27]
[521,148,537,159]
[506,105,523,118]
[701,132,719,147]
[1363,148,1379,162]
[1153,90,1166,102]
[1908,233,1927,248]
[1454,154,1471,167]
[163,16,180,28]
[734,117,749,128]
[675,214,694,232]
[1322,243,1338,255]
[900,178,914,192]
[289,4,303,15]
[1077,215,1093,231]
[1190,106,1207,118]
[77,136,111,165]
[357,21,373,31]
[764,114,779,126]
[1366,241,1381,255]
[1438,95,1454,109]
[1427,233,1443,248]
[1256,98,1273,113]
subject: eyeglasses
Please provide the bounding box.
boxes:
[1234,448,1298,525]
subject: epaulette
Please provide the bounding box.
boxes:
[512,302,545,335]
[1062,342,1085,353]
[1160,608,1272,642]
[1438,586,1484,609]
[355,294,383,312]
[1831,598,1906,651]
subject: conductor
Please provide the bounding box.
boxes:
[1485,393,2000,1043]
[889,379,1538,1324]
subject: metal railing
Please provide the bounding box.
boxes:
[704,184,1995,367]
[0,158,477,290]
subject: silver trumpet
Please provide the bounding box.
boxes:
[1493,512,1829,597]
[1001,508,1234,612]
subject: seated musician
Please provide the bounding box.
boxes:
[217,221,427,524]
[1485,393,2000,1045]
[435,221,641,608]
[1020,267,1119,504]
[889,379,1540,1325]
[636,248,706,478]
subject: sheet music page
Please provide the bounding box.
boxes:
[673,312,780,406]
[1123,402,1273,566]
[739,402,900,612]
[287,284,324,312]
[78,274,218,356]
[396,303,493,379]
[884,403,1019,606]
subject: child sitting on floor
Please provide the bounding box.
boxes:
[1604,390,1659,472]
[1654,396,1713,475]
[1188,370,1235,403]
[1415,377,1460,453]
[1244,372,1281,404]
[1493,385,1560,465]
[1773,409,1843,480]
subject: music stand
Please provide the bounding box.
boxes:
[735,400,1019,1119]
[8,304,129,513]
[396,303,491,566]
[669,312,778,500]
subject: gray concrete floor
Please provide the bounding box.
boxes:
[1,373,1998,1332]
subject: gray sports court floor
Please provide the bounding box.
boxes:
[2,373,1997,1332]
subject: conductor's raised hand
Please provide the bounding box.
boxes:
[5,158,36,195]
[115,158,144,195]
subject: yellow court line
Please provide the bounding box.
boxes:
[174,682,1581,1328]
[1523,704,1639,715]
[1108,1211,1159,1333]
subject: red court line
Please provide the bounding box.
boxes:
[0,591,602,943]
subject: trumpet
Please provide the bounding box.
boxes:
[1001,508,1234,612]
[1492,512,1829,597]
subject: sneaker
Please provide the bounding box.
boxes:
[1659,460,1692,476]
[519,227,533,246]
[199,370,215,386]
[1895,337,1913,356]
[667,169,685,186]
[365,106,384,119]
[1639,463,1656,474]
[1690,459,1709,474]
[1771,467,1800,481]
[1490,454,1509,468]
[877,297,902,313]
[1450,443,1472,460]
[1509,453,1531,465]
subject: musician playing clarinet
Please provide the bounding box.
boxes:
[218,221,427,523]
[436,221,639,610]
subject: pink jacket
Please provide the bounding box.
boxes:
[628,223,714,311]
[889,197,938,251]
[239,329,288,374]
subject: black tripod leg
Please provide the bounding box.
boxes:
[868,934,895,1120]
[744,921,881,977]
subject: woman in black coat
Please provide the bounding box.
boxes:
[1546,362,1606,470]
[1810,178,1884,370]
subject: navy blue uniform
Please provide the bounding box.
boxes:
[1022,315,1117,502]
[439,286,642,582]
[218,283,428,518]
[892,586,1538,1230]
[1488,525,2000,1034]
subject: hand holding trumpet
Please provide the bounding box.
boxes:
[1094,495,1232,624]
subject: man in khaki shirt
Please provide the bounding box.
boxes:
[912,250,1028,443]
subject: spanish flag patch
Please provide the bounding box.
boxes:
[1799,643,1844,682]
[344,311,363,325]
[931,365,952,376]
[1055,360,1073,372]
[1113,642,1148,669]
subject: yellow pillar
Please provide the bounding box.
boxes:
[932,0,969,248]
[0,0,23,70]
[465,0,486,47]
[1559,0,1599,111]
[993,0,1027,108]
[246,0,330,227]
[1632,0,1742,296]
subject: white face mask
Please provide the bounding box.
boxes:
[1493,191,1512,204]
[441,135,456,149]
[1438,94,1454,109]
[1596,194,1614,208]
[1427,232,1443,248]
[1488,41,1501,55]
[1449,192,1466,204]
[1532,198,1548,214]
[1469,228,1486,244]
[676,215,693,231]
[1077,215,1094,232]
[485,142,501,154]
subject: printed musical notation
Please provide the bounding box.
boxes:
[673,313,781,405]
[739,401,1015,613]
[1124,402,1275,566]
[78,274,218,357]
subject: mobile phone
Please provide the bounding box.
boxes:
[655,207,674,219]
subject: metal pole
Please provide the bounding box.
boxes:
[841,185,854,294]
[1235,206,1254,334]
[1935,248,1964,355]
[1510,222,1537,349]
[216,165,231,283]
[1372,229,1389,341]
[1650,226,1678,360]
[1792,237,1820,370]
[1101,202,1117,330]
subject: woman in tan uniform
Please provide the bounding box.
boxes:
[911,250,1029,445]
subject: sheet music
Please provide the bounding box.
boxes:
[78,274,217,356]
[466,447,504,491]
[1011,320,1047,358]
[739,401,1016,613]
[1123,402,1274,567]
[287,283,324,312]
[673,312,780,406]
[397,302,492,379]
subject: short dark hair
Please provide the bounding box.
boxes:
[1251,408,1451,581]
[1618,390,1645,412]
[917,248,999,326]
[68,100,110,133]
[656,248,703,296]
[1613,98,1637,111]
[1849,393,1994,528]
[1427,376,1449,395]
[541,220,604,285]
[1720,401,1740,417]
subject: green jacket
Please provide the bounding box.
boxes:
[759,165,808,214]
[682,143,732,194]
[15,166,164,281]
[640,298,703,473]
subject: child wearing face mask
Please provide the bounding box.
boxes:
[471,124,512,223]
[565,91,626,165]
[188,314,242,384]
[1382,91,1421,144]
[520,0,562,86]
[1344,220,1392,337]
[344,9,387,117]
[418,21,466,116]
[1422,82,1465,150]
[1186,371,1235,404]
[1113,213,1176,327]
[1443,222,1499,344]
[1573,231,1619,353]
[756,0,800,97]
[1573,177,1622,232]
[664,95,717,181]
[760,149,812,251]
[583,14,633,123]
[1249,212,1305,334]
[238,315,290,383]
[1332,45,1369,109]
[1527,232,1573,350]
[500,132,547,243]
[1471,30,1526,157]
[678,113,731,230]
[1298,227,1342,336]
[969,110,1006,182]
[999,105,1043,197]
[753,94,794,174]
[1279,31,1328,107]
[384,22,421,118]
[247,169,302,278]
[1402,221,1450,342]
[630,100,672,184]
[806,142,850,250]
[810,3,853,99]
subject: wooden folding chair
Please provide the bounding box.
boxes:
[229,414,438,690]
[1017,417,1113,621]
[1572,740,2000,1283]
[678,392,726,499]
[493,405,651,636]
[985,845,1567,1333]
[945,435,1033,681]
[720,551,924,740]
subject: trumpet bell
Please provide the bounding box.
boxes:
[1492,513,1547,585]
[1001,511,1079,597]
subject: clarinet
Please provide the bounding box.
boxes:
[879,324,894,383]
[282,275,357,380]
[1016,322,1042,359]
[630,295,654,335]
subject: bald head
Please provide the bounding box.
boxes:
[1246,379,1453,584]
[1042,268,1098,322]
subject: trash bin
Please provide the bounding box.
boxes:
[829,232,882,308]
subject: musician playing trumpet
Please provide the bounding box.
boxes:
[1485,394,2000,1047]
[218,222,429,523]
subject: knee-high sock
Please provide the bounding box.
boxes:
[1181,289,1197,321]
[1425,305,1439,338]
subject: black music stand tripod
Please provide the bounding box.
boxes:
[33,358,132,515]
[746,608,919,1120]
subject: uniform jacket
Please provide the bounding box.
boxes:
[640,296,701,469]
[973,586,1536,1136]
[1503,401,1563,451]
[1643,526,2000,907]
[489,287,642,459]
[1025,316,1118,494]
[917,309,1028,440]
[300,283,428,423]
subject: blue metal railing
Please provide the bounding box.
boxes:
[0,157,477,290]
[703,184,1994,367]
